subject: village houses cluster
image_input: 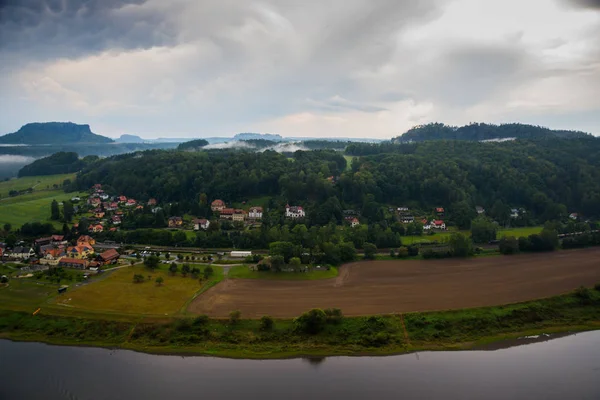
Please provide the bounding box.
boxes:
[85,184,151,233]
[0,234,120,270]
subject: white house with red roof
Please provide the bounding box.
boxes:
[431,220,446,230]
[193,218,210,230]
[350,217,360,228]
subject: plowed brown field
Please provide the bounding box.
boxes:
[188,248,600,318]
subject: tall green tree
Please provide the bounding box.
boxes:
[450,201,475,230]
[144,255,160,270]
[449,233,473,257]
[471,217,498,244]
[51,199,60,220]
[363,242,377,260]
[63,200,74,222]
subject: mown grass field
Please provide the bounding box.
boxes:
[497,226,543,238]
[0,173,76,199]
[228,265,338,280]
[0,279,60,310]
[401,226,543,245]
[54,265,222,315]
[0,190,85,228]
[343,155,355,170]
[230,195,271,209]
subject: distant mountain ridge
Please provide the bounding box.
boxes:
[233,132,283,141]
[115,134,145,143]
[0,122,114,144]
[393,123,591,143]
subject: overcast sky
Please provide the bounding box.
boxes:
[1,0,599,139]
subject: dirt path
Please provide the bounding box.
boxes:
[188,248,600,318]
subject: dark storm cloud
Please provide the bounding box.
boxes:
[0,0,175,59]
[567,0,600,9]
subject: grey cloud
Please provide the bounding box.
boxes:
[0,0,175,60]
[420,44,531,106]
[566,0,600,9]
[306,96,388,113]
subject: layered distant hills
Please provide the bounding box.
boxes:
[0,122,114,144]
[393,123,592,143]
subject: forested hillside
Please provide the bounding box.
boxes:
[177,139,209,151]
[18,152,98,177]
[393,122,591,143]
[74,137,600,226]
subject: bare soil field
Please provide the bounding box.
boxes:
[188,248,600,318]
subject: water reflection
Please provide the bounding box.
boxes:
[0,331,599,400]
[302,356,326,367]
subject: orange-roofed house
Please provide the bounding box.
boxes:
[77,235,96,246]
[211,199,226,212]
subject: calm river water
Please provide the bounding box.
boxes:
[1,332,599,400]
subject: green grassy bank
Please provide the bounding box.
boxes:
[1,286,599,359]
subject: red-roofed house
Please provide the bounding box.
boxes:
[211,199,226,212]
[97,249,120,265]
[431,220,446,230]
[350,217,360,228]
[77,235,96,246]
[58,257,89,269]
[118,195,127,203]
[148,198,157,206]
[232,209,247,222]
[126,199,136,207]
[193,219,210,230]
[91,224,104,233]
[219,208,235,220]
[435,207,445,216]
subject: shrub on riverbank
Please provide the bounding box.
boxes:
[1,286,599,357]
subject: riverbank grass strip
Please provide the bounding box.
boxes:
[1,286,599,359]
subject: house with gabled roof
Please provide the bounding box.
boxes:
[10,247,35,260]
[219,208,235,220]
[285,204,305,219]
[211,199,226,212]
[248,206,263,219]
[58,257,89,269]
[232,209,247,222]
[431,220,446,230]
[168,217,183,228]
[77,235,96,246]
[97,249,120,265]
[193,218,210,230]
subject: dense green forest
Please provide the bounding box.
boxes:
[0,122,113,144]
[177,139,209,151]
[74,136,600,227]
[393,122,591,143]
[18,152,98,177]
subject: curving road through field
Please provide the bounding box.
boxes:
[188,248,600,318]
